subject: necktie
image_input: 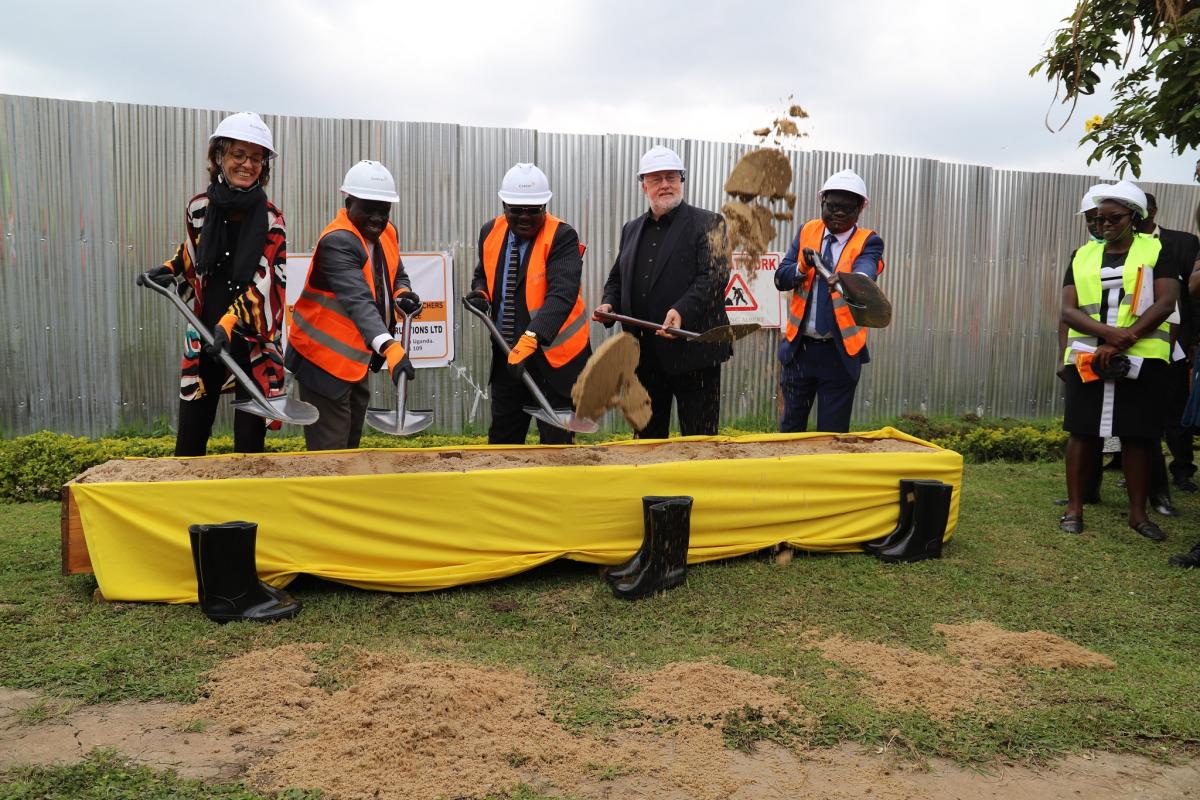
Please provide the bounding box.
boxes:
[500,236,520,344]
[815,233,837,335]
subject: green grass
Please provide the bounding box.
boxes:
[2,461,1199,797]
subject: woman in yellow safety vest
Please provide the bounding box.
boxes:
[1059,181,1180,540]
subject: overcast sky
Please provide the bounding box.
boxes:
[2,0,1197,186]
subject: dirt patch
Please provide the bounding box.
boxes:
[934,620,1117,670]
[620,661,794,721]
[570,333,651,431]
[72,435,933,484]
[815,634,1018,720]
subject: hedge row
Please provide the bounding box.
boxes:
[0,421,1067,503]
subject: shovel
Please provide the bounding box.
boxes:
[593,310,760,344]
[802,247,892,328]
[461,298,599,434]
[137,272,320,426]
[365,305,434,436]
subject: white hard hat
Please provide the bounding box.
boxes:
[340,160,400,203]
[1078,183,1109,215]
[637,145,687,181]
[819,168,869,206]
[1091,180,1147,218]
[497,163,553,205]
[210,112,276,158]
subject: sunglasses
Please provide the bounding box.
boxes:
[505,205,545,217]
[1095,211,1132,226]
[822,200,861,216]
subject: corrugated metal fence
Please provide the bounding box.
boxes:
[3,94,1199,437]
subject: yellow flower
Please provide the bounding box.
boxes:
[1084,114,1104,132]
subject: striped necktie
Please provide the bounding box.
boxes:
[815,233,837,335]
[500,235,520,344]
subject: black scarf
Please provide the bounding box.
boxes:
[196,176,269,284]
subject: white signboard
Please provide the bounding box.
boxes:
[724,251,785,329]
[284,251,455,368]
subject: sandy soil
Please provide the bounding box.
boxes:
[72,435,934,485]
[4,624,1195,799]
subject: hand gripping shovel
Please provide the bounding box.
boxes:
[137,272,320,426]
[802,247,892,328]
[593,310,760,344]
[365,306,434,436]
[461,297,599,434]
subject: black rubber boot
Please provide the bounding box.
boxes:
[875,481,952,563]
[604,496,677,584]
[188,521,301,623]
[611,497,692,601]
[863,479,926,554]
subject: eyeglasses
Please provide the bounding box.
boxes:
[227,149,265,167]
[1095,211,1132,226]
[505,205,545,217]
[642,173,682,187]
[822,200,860,216]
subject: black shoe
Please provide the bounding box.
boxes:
[1058,514,1084,534]
[1130,520,1167,542]
[1150,495,1181,517]
[1173,476,1199,493]
[875,481,952,563]
[603,496,676,583]
[611,497,692,600]
[864,479,923,553]
[1168,542,1200,567]
[188,521,302,623]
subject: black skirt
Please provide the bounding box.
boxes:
[1063,357,1169,439]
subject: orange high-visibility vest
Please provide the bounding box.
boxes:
[783,220,884,357]
[288,209,401,382]
[481,214,588,368]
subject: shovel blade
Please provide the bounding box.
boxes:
[232,395,320,426]
[364,407,435,436]
[838,273,892,328]
[691,323,762,344]
[522,406,600,434]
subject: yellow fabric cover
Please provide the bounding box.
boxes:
[73,428,963,603]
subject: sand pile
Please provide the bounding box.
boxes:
[717,101,809,278]
[620,661,795,721]
[813,622,1117,721]
[74,435,933,484]
[815,634,1016,720]
[177,645,819,800]
[934,621,1116,670]
[570,333,652,431]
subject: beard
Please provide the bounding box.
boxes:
[649,191,684,217]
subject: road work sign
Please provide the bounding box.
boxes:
[725,252,784,329]
[284,251,455,368]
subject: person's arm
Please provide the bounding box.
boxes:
[470,223,490,297]
[774,232,803,291]
[527,224,584,345]
[314,230,392,352]
[850,233,884,279]
[598,225,628,315]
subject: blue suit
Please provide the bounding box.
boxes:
[774,224,884,432]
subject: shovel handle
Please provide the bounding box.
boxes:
[137,271,282,417]
[592,309,699,340]
[394,304,422,428]
[801,247,847,294]
[460,297,569,428]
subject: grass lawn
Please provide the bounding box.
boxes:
[1,460,1198,798]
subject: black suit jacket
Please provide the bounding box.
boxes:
[470,216,590,396]
[601,202,732,375]
[1160,227,1200,352]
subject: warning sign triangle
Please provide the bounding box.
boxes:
[723,274,758,312]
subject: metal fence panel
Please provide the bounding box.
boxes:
[3,93,1199,437]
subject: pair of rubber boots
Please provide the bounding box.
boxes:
[863,479,952,563]
[604,496,693,601]
[188,521,301,623]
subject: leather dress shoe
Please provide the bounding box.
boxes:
[1173,476,1199,493]
[1131,520,1166,541]
[1168,541,1200,567]
[1150,495,1181,517]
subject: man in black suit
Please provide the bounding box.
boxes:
[593,145,731,439]
[465,163,591,445]
[1143,192,1200,495]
